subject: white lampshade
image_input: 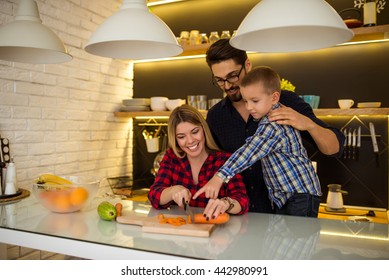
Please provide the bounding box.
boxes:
[230,0,354,53]
[0,0,72,64]
[84,0,183,60]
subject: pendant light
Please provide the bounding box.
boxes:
[84,0,183,60]
[230,0,354,53]
[0,0,72,64]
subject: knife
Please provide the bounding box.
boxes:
[343,128,347,159]
[356,126,361,160]
[369,122,379,165]
[352,129,356,160]
[183,198,194,222]
[348,130,352,159]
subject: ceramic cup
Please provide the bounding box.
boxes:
[145,138,159,153]
[338,99,354,109]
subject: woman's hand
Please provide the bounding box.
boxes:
[203,198,230,220]
[160,185,191,206]
[170,185,192,207]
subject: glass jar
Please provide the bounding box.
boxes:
[209,31,220,44]
[200,33,209,44]
[220,30,231,39]
[179,31,189,46]
[232,30,237,38]
[189,30,200,45]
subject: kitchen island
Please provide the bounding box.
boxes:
[1,195,388,260]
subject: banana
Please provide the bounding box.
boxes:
[35,173,73,185]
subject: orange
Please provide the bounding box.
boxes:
[69,187,89,206]
[53,191,71,212]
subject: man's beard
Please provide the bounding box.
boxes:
[225,86,242,102]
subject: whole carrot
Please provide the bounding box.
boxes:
[115,202,123,218]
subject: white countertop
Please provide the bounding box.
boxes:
[1,194,388,260]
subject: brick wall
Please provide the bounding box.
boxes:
[0,0,133,187]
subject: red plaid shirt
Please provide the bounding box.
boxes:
[148,148,249,215]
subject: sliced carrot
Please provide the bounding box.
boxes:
[187,214,192,224]
[193,213,230,224]
[159,216,187,226]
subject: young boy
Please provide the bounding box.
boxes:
[194,66,321,218]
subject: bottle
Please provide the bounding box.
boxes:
[209,31,220,44]
[363,0,376,27]
[4,158,17,195]
[220,30,231,39]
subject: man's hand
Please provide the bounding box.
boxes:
[268,104,340,155]
[268,104,315,131]
[193,175,224,199]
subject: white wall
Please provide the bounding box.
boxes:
[0,0,133,189]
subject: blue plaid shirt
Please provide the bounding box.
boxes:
[216,103,321,209]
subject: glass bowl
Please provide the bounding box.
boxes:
[32,177,99,213]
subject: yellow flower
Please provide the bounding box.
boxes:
[281,78,296,92]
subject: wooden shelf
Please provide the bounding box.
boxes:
[175,24,389,56]
[115,108,389,118]
[348,24,389,42]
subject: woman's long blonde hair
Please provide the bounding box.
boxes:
[168,104,220,158]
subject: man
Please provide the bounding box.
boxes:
[205,39,344,213]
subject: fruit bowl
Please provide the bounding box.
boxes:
[32,175,99,213]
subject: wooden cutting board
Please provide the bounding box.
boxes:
[116,214,215,237]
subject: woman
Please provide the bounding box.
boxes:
[148,104,249,219]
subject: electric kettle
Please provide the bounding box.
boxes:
[325,184,348,212]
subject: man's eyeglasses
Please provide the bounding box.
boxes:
[212,65,245,87]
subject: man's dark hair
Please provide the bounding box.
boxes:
[206,39,248,68]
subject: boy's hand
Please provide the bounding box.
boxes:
[193,175,224,199]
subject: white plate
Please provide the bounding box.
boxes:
[120,105,150,112]
[357,102,381,108]
[348,216,372,222]
[122,98,150,106]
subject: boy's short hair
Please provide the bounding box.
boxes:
[241,66,281,94]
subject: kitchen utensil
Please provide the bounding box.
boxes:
[183,198,194,222]
[369,122,379,153]
[145,137,159,153]
[369,122,379,165]
[325,184,348,212]
[116,214,215,237]
[342,128,347,159]
[348,130,352,159]
[356,126,361,160]
[352,129,356,160]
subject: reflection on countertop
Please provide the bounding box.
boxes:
[0,196,388,260]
